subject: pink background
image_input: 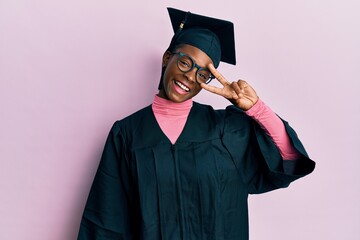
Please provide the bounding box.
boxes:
[1,0,359,239]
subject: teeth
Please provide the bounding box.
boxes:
[175,80,190,92]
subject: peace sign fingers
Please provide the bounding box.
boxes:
[200,64,238,99]
[200,64,258,110]
[200,82,234,98]
[208,64,229,86]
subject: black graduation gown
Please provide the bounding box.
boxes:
[78,102,315,240]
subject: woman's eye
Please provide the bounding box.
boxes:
[198,73,207,80]
[180,60,190,67]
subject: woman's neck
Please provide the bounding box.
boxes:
[152,95,193,144]
[153,95,193,116]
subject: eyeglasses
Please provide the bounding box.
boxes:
[173,52,215,84]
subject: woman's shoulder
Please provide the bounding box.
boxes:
[192,101,224,115]
[121,105,152,122]
[192,102,253,131]
[193,101,249,118]
[111,105,153,132]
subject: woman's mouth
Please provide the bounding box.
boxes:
[174,80,190,93]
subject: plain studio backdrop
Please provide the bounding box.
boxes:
[0,0,359,239]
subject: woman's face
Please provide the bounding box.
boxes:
[158,44,213,103]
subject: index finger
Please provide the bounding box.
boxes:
[208,64,229,86]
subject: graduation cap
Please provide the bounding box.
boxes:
[167,7,236,68]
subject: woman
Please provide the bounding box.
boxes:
[78,8,315,240]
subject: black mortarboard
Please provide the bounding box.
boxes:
[167,7,236,68]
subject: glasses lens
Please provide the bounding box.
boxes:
[175,53,213,84]
[177,55,193,72]
[197,69,212,84]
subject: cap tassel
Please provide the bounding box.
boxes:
[168,11,191,50]
[176,11,190,33]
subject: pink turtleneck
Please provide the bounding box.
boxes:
[152,95,193,144]
[245,99,301,160]
[152,95,300,160]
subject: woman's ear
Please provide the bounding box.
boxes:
[162,51,172,67]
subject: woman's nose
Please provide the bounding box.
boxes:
[184,67,198,82]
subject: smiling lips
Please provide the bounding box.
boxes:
[174,80,190,93]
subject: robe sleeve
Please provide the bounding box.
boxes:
[78,122,135,239]
[222,106,315,194]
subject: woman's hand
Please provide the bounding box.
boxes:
[200,64,259,111]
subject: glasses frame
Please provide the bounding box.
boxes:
[172,52,215,84]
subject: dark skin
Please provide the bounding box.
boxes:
[158,44,259,111]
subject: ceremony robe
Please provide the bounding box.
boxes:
[78,102,315,240]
